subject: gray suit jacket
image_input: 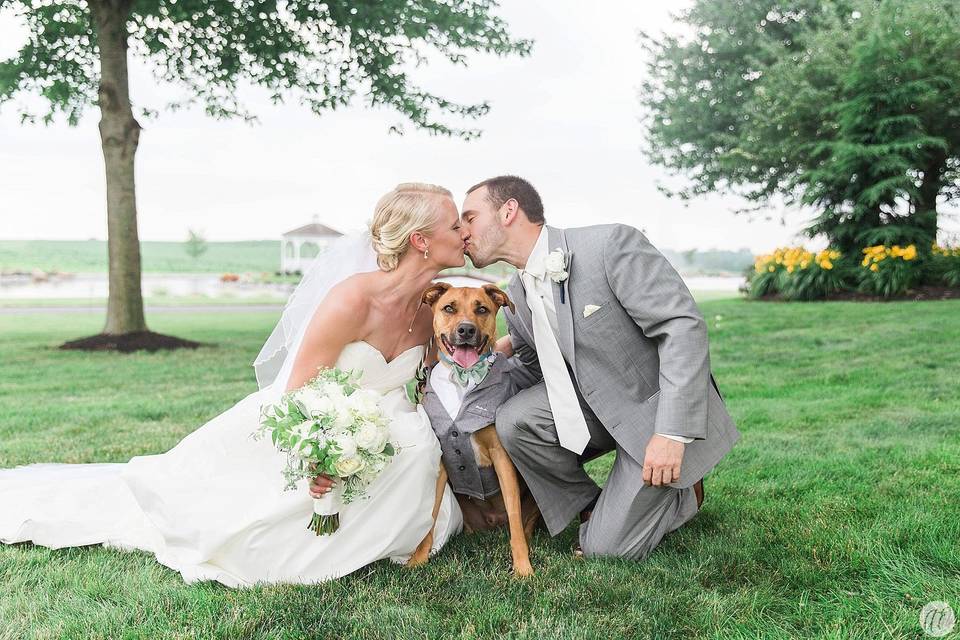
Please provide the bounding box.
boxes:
[502,224,740,489]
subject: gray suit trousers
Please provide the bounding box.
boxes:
[496,381,700,560]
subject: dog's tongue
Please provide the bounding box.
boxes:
[452,346,480,369]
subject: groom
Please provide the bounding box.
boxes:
[460,175,740,559]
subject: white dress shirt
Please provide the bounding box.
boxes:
[519,227,693,444]
[521,228,559,335]
[430,360,479,420]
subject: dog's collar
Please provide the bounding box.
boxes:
[436,349,496,388]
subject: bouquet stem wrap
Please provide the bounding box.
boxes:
[308,481,343,535]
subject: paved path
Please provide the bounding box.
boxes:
[0,304,284,315]
[0,275,506,316]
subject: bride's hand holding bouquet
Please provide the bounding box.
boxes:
[255,367,396,535]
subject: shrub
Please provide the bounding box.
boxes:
[854,221,936,252]
[749,241,960,301]
[780,249,852,300]
[857,244,922,298]
[750,247,850,300]
[749,249,787,298]
[931,243,960,287]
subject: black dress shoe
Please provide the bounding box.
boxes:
[693,478,704,509]
[579,494,600,524]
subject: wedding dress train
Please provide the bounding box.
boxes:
[0,341,462,587]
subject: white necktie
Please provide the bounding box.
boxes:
[520,268,591,454]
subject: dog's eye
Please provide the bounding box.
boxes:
[476,306,489,314]
[443,305,455,313]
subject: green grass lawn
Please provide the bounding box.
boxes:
[0,240,518,278]
[0,291,737,308]
[0,295,286,308]
[0,240,281,274]
[0,300,957,639]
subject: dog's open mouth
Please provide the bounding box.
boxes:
[441,334,489,369]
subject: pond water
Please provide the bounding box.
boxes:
[0,273,292,300]
[0,272,746,300]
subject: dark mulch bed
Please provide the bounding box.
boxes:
[750,284,960,302]
[59,331,202,352]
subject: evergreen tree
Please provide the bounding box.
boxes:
[641,0,960,252]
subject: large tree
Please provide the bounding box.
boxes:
[640,0,960,254]
[0,0,530,350]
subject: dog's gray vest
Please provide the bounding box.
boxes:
[422,356,524,500]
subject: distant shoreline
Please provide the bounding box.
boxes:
[0,239,756,277]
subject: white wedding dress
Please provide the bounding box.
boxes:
[0,340,463,587]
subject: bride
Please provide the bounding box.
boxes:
[0,183,467,587]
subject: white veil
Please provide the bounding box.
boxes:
[253,231,379,397]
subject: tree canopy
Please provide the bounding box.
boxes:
[640,0,960,252]
[2,0,531,136]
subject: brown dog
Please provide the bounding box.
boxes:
[405,282,538,577]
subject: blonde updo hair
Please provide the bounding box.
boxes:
[369,182,453,271]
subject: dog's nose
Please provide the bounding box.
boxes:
[456,322,477,342]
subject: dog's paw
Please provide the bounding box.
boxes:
[512,560,534,578]
[405,552,430,568]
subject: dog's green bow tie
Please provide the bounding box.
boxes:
[438,351,495,388]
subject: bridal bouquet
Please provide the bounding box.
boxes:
[255,367,396,535]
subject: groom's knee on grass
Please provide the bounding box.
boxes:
[579,531,647,561]
[494,399,525,452]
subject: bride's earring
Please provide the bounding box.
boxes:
[423,246,429,260]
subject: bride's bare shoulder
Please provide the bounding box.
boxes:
[318,273,374,319]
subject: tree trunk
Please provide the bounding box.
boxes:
[90,0,146,334]
[914,155,944,244]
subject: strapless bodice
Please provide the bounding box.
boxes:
[334,341,424,396]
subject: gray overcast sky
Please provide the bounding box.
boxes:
[2,1,957,253]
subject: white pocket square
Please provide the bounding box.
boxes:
[582,304,602,318]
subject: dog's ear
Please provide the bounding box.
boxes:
[422,282,452,307]
[482,284,515,314]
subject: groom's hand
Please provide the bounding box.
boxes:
[643,435,684,486]
[309,474,335,498]
[494,335,514,357]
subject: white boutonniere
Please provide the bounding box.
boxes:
[544,249,570,303]
[544,249,569,283]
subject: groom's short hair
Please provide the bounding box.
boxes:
[467,175,545,224]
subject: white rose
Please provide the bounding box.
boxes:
[354,421,378,449]
[354,420,388,454]
[293,388,334,419]
[321,381,346,400]
[333,433,357,459]
[334,455,366,477]
[331,398,354,429]
[298,438,315,458]
[544,250,566,273]
[348,389,382,419]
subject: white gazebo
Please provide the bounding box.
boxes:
[280,216,344,273]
